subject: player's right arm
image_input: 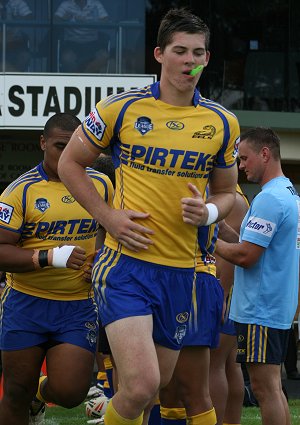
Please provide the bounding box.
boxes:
[58,125,154,252]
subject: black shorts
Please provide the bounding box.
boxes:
[235,322,289,364]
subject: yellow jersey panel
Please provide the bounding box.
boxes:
[0,164,114,300]
[82,82,239,267]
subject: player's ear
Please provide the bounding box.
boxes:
[154,46,163,64]
[40,135,46,151]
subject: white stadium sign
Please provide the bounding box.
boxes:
[0,73,157,129]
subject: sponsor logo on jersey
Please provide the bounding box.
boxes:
[23,218,98,239]
[174,325,187,344]
[134,116,153,135]
[0,202,14,224]
[192,125,216,139]
[34,198,50,213]
[166,120,184,130]
[85,108,106,140]
[245,216,275,236]
[176,312,189,323]
[121,142,215,173]
[62,195,76,203]
[233,136,240,158]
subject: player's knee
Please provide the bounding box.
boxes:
[123,374,160,407]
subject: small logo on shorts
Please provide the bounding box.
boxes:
[85,321,97,330]
[238,334,244,342]
[174,325,187,344]
[176,312,189,323]
[86,330,97,347]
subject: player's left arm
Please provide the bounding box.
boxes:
[215,239,265,268]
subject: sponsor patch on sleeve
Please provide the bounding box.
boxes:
[84,108,106,141]
[0,202,14,224]
[245,216,275,237]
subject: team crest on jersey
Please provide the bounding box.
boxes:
[192,125,216,139]
[134,116,153,135]
[166,121,184,130]
[35,198,50,212]
[0,202,14,224]
[176,312,189,323]
[174,325,187,344]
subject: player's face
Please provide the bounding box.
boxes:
[238,140,264,183]
[40,127,74,181]
[154,32,210,99]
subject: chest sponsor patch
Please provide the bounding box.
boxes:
[0,202,14,224]
[245,216,275,237]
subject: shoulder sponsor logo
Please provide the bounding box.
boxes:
[176,312,189,323]
[34,198,50,213]
[245,216,275,237]
[166,121,184,130]
[233,136,240,158]
[62,195,75,203]
[192,125,216,139]
[85,108,106,140]
[134,116,153,135]
[0,202,14,224]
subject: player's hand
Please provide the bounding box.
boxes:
[83,262,93,282]
[104,209,154,252]
[181,183,209,226]
[66,246,87,269]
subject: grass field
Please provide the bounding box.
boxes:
[44,399,300,424]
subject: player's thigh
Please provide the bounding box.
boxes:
[2,346,45,401]
[46,342,95,395]
[105,315,160,389]
[155,343,180,389]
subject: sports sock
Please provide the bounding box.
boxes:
[160,406,186,424]
[104,400,143,425]
[186,407,216,425]
[148,402,161,425]
[97,371,107,387]
[36,375,48,403]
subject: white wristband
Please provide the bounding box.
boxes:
[205,203,219,225]
[52,245,76,268]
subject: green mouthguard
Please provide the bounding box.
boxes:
[189,65,204,76]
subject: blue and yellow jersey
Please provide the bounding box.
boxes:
[236,183,250,208]
[82,82,239,268]
[0,163,114,300]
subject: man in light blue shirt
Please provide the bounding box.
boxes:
[216,127,300,425]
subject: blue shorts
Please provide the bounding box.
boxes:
[185,272,223,348]
[235,322,289,364]
[220,287,236,336]
[92,247,195,350]
[0,286,98,353]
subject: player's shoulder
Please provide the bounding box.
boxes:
[1,166,42,199]
[100,85,153,110]
[198,96,239,122]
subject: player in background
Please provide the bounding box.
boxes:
[209,185,249,425]
[0,113,114,425]
[57,8,239,425]
[215,127,300,425]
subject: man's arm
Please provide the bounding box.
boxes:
[215,239,265,268]
[0,228,85,272]
[181,165,237,226]
[58,126,154,252]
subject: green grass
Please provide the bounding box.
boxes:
[44,400,300,424]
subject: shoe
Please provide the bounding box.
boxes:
[29,399,46,425]
[286,371,300,380]
[87,382,105,399]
